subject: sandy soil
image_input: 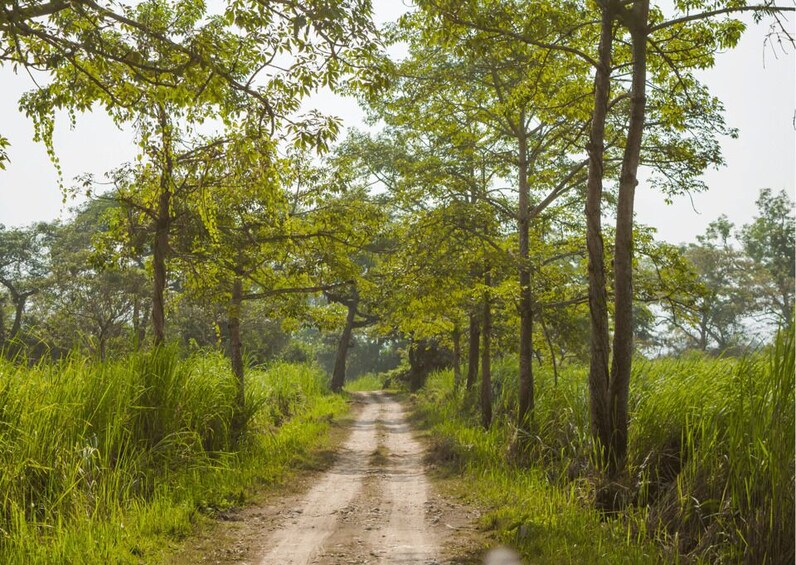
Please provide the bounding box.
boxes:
[171,392,489,565]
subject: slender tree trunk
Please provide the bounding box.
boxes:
[608,1,649,476]
[586,4,615,467]
[228,276,245,431]
[452,325,462,391]
[132,298,148,350]
[98,328,107,362]
[151,106,173,347]
[138,307,148,349]
[132,299,141,350]
[331,294,358,392]
[466,314,480,390]
[9,295,25,341]
[780,284,792,327]
[480,271,493,430]
[151,190,169,346]
[779,298,787,327]
[467,170,482,392]
[517,124,535,433]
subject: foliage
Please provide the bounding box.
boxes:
[0,0,793,560]
[0,222,54,347]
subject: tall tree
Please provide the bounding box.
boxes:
[3,0,384,169]
[418,0,794,478]
[11,0,385,345]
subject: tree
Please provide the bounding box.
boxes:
[741,189,795,327]
[10,0,386,348]
[43,200,148,359]
[2,0,384,168]
[589,0,793,477]
[373,7,594,435]
[0,222,53,351]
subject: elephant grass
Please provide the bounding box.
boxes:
[0,349,346,564]
[415,326,794,564]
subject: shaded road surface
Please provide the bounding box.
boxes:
[258,392,439,565]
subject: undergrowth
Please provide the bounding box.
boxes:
[0,348,346,564]
[414,326,794,564]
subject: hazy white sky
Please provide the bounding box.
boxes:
[0,5,793,244]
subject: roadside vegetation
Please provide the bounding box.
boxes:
[0,353,346,564]
[413,326,794,564]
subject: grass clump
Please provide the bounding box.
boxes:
[0,348,346,564]
[638,328,794,564]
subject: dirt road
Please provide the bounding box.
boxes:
[174,391,485,565]
[259,392,440,564]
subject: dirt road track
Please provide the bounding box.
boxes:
[172,391,487,565]
[259,392,438,564]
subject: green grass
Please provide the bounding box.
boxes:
[414,326,794,564]
[344,372,386,391]
[0,349,347,564]
[414,372,659,564]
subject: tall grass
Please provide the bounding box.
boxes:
[0,348,345,564]
[416,326,794,564]
[415,370,657,564]
[646,328,795,564]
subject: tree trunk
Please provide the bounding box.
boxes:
[467,175,482,392]
[98,327,107,362]
[132,299,141,350]
[586,4,615,468]
[331,295,358,392]
[517,122,534,433]
[228,276,245,431]
[151,191,169,346]
[408,339,452,390]
[480,271,493,430]
[151,107,173,347]
[780,284,793,327]
[9,292,28,341]
[608,0,649,476]
[466,314,480,390]
[452,325,462,390]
